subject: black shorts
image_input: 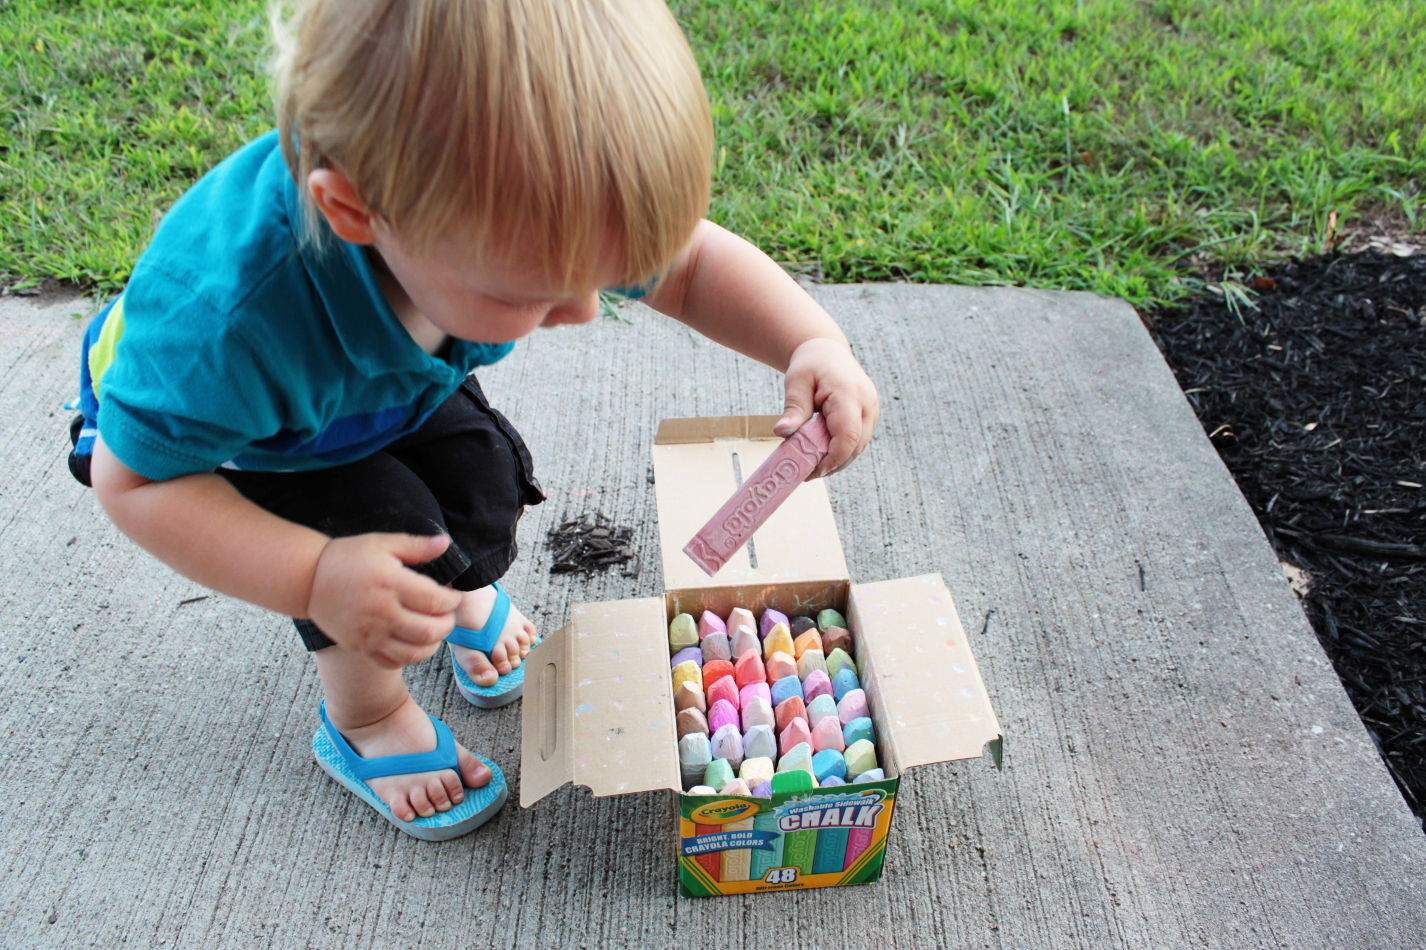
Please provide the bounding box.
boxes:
[216,377,544,651]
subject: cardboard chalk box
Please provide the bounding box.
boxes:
[520,416,1002,896]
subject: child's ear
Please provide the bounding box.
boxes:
[308,167,379,245]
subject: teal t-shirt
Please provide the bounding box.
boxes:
[78,130,516,481]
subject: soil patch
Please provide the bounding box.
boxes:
[544,513,640,577]
[1150,251,1426,829]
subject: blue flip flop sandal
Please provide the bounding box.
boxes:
[446,582,536,708]
[312,700,508,841]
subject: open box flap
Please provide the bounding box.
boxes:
[849,574,1002,773]
[653,416,849,592]
[520,596,680,807]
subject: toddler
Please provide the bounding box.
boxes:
[70,0,878,839]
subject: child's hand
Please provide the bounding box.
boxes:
[307,533,463,668]
[774,338,880,478]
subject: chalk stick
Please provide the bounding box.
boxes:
[820,775,846,787]
[730,627,760,661]
[804,693,839,730]
[671,660,702,693]
[774,695,807,733]
[792,630,823,659]
[776,742,815,778]
[822,625,853,657]
[670,647,702,669]
[701,659,734,688]
[738,682,771,709]
[674,681,707,715]
[739,756,774,788]
[770,674,804,707]
[759,608,789,639]
[811,715,846,753]
[751,781,773,798]
[682,415,831,576]
[711,723,745,770]
[844,826,874,871]
[733,650,766,689]
[837,688,869,725]
[705,675,739,710]
[843,716,874,747]
[669,613,698,653]
[698,610,727,640]
[831,667,861,702]
[782,821,818,877]
[778,717,811,757]
[843,739,877,777]
[686,785,717,796]
[812,825,850,875]
[750,806,783,879]
[825,648,857,680]
[676,707,710,740]
[801,669,832,704]
[817,608,847,633]
[850,768,884,783]
[740,695,775,732]
[720,813,755,882]
[700,631,731,664]
[693,822,722,882]
[679,733,711,790]
[708,698,739,735]
[764,651,797,684]
[789,616,817,636]
[742,724,777,762]
[727,608,756,639]
[703,757,734,790]
[771,764,815,793]
[811,748,847,784]
[762,624,794,661]
[796,649,828,680]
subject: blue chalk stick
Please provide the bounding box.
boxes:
[671,647,703,669]
[831,667,861,702]
[811,748,847,784]
[842,716,874,747]
[770,674,804,707]
[812,826,850,874]
[819,775,846,787]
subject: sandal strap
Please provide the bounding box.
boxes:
[318,700,458,781]
[445,582,510,655]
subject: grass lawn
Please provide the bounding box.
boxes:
[2,0,1424,305]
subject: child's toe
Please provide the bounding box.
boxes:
[442,770,466,804]
[426,775,453,813]
[458,747,492,789]
[410,785,436,819]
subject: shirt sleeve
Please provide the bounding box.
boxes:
[95,272,285,482]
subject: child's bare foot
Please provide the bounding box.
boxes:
[450,585,538,687]
[336,694,492,821]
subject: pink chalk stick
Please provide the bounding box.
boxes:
[708,699,740,735]
[726,608,756,637]
[844,827,875,870]
[811,717,846,753]
[698,610,727,639]
[683,415,831,576]
[759,608,789,639]
[764,651,797,684]
[837,688,869,725]
[733,651,767,690]
[802,669,833,703]
[739,682,771,709]
[706,676,739,710]
[778,717,812,757]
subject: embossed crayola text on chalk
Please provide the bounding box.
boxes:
[683,416,831,576]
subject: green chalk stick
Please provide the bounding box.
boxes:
[825,647,858,680]
[669,613,698,653]
[703,757,734,789]
[817,608,847,633]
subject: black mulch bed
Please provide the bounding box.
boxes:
[1149,251,1426,829]
[544,512,640,577]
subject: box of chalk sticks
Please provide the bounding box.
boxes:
[519,416,1002,896]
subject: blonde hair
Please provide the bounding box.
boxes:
[270,0,712,288]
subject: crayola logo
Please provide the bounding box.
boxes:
[689,800,758,824]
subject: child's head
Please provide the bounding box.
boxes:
[270,0,712,331]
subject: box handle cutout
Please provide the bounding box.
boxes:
[730,452,759,569]
[538,661,558,761]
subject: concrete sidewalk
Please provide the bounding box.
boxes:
[1,285,1422,949]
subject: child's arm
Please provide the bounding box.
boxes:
[89,437,460,667]
[641,220,879,477]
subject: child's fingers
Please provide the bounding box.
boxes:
[813,395,862,478]
[394,570,463,617]
[381,532,452,567]
[775,372,816,437]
